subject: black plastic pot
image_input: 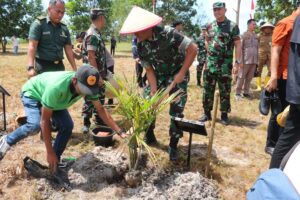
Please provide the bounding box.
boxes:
[91,126,115,147]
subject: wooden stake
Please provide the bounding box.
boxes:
[205,90,219,177]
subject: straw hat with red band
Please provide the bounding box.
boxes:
[120,6,162,35]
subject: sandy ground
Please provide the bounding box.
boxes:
[0,47,272,199]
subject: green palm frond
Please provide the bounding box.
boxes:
[105,77,181,170]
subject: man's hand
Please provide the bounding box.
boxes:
[27,68,36,78]
[173,71,185,85]
[47,151,58,174]
[150,88,157,97]
[265,77,278,92]
[232,63,240,75]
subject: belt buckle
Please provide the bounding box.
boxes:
[54,60,59,64]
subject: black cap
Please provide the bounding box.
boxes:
[75,65,99,95]
[172,20,183,28]
[76,31,86,39]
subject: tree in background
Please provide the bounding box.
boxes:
[255,0,294,24]
[0,0,43,53]
[156,0,202,36]
[65,0,112,39]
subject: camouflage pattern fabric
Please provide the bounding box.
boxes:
[138,25,192,139]
[81,24,107,125]
[257,32,272,76]
[143,74,189,138]
[202,70,232,112]
[203,18,240,112]
[82,24,107,78]
[195,35,207,84]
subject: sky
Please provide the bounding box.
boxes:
[201,0,257,33]
[42,0,257,33]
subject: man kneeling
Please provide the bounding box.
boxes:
[0,65,126,172]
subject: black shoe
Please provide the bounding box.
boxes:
[168,147,178,161]
[271,91,282,115]
[259,89,271,115]
[220,112,229,125]
[144,129,157,145]
[199,112,212,122]
[265,146,274,155]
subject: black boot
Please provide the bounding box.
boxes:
[220,112,229,125]
[199,112,212,122]
[83,117,91,134]
[168,136,179,161]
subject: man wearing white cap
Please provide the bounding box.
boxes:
[120,6,197,161]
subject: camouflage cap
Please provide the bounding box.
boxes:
[213,2,226,8]
[90,8,106,20]
[200,25,207,30]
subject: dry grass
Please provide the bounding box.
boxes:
[0,44,272,199]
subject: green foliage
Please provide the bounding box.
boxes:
[65,0,113,38]
[105,77,180,170]
[255,0,294,24]
[156,0,207,36]
[0,0,43,52]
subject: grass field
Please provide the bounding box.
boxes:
[0,43,271,199]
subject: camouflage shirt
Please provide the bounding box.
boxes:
[258,32,272,54]
[138,26,192,77]
[206,18,240,74]
[195,35,207,64]
[82,24,107,78]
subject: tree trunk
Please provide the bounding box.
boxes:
[1,39,7,53]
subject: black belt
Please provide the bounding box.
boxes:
[35,58,63,64]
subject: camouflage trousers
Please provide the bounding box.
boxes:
[196,62,205,84]
[257,51,271,77]
[202,70,232,113]
[144,73,189,148]
[82,86,106,126]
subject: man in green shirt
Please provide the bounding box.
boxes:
[27,0,77,76]
[0,65,126,173]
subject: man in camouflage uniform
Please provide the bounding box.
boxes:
[255,22,274,91]
[27,0,77,77]
[120,7,198,161]
[195,26,207,86]
[199,2,241,125]
[81,8,107,134]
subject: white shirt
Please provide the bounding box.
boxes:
[11,37,19,47]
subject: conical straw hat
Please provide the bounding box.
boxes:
[260,22,275,30]
[120,6,162,35]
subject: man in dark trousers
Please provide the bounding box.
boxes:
[269,5,300,168]
[110,36,117,56]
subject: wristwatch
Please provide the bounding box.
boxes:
[235,60,241,64]
[27,65,34,71]
[116,128,126,136]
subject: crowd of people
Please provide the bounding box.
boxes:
[1,0,300,177]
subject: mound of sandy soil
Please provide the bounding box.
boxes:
[31,146,219,200]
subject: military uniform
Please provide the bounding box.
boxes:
[257,32,272,76]
[195,34,207,86]
[138,25,192,150]
[81,23,107,128]
[28,16,72,74]
[203,17,240,114]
